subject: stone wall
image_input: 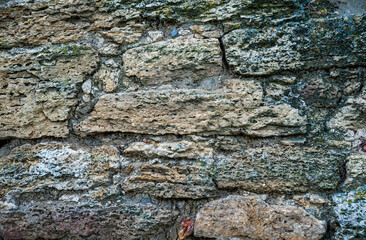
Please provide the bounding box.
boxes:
[0,0,366,239]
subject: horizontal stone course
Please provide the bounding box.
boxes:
[75,80,307,137]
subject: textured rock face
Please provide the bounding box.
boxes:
[1,0,366,239]
[122,162,217,199]
[0,44,98,139]
[333,187,366,240]
[124,141,214,159]
[214,145,342,193]
[344,154,366,189]
[328,89,366,131]
[123,36,222,85]
[224,17,366,76]
[75,80,307,137]
[0,143,178,239]
[194,195,327,240]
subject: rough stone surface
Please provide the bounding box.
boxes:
[122,161,217,199]
[0,44,99,139]
[224,17,366,76]
[194,195,327,240]
[75,80,307,137]
[344,154,366,189]
[123,36,222,85]
[328,89,366,131]
[0,143,178,239]
[1,0,366,239]
[124,140,214,159]
[333,187,366,240]
[214,145,343,193]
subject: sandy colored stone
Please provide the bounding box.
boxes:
[123,162,217,199]
[75,80,307,137]
[101,21,147,45]
[123,35,222,85]
[94,65,121,93]
[0,1,95,47]
[328,89,366,131]
[214,145,342,193]
[124,141,213,159]
[194,195,327,240]
[0,44,99,139]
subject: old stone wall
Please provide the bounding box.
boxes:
[0,0,366,239]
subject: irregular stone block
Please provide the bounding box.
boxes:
[124,140,214,159]
[214,145,342,193]
[224,17,366,76]
[0,203,178,240]
[333,187,366,240]
[194,195,327,240]
[0,143,119,196]
[0,1,95,47]
[142,0,301,24]
[94,64,122,93]
[344,154,366,189]
[101,21,147,45]
[0,44,99,139]
[122,162,217,199]
[75,80,307,137]
[328,89,366,131]
[1,143,179,239]
[123,36,222,85]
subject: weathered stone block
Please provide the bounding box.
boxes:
[328,89,366,131]
[75,80,307,137]
[123,36,222,85]
[214,145,342,193]
[122,162,217,199]
[0,44,99,139]
[344,154,366,189]
[194,195,327,240]
[333,187,366,240]
[224,17,366,76]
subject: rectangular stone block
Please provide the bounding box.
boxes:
[75,80,307,137]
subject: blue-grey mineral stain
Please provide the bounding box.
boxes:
[171,28,179,38]
[333,186,366,240]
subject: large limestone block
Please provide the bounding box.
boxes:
[0,205,178,240]
[224,16,366,76]
[0,143,120,196]
[122,162,217,199]
[0,1,96,47]
[123,36,222,85]
[1,143,179,239]
[194,195,327,240]
[75,80,307,137]
[138,0,301,24]
[0,44,99,139]
[214,145,342,193]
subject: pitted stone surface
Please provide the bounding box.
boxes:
[224,17,366,76]
[214,145,342,193]
[194,195,327,240]
[123,36,222,85]
[75,80,307,137]
[0,44,99,139]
